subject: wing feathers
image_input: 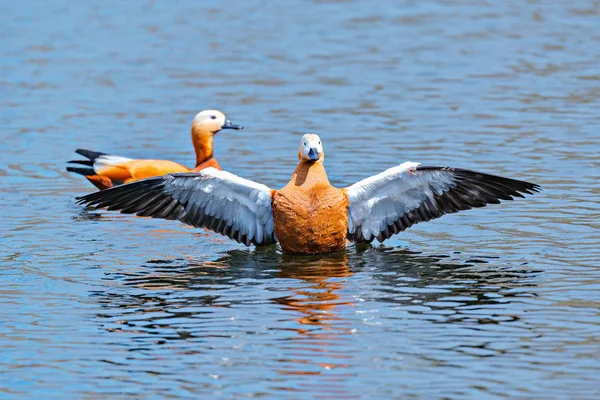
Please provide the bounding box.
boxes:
[77,169,276,246]
[346,164,540,243]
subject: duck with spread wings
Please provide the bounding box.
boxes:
[77,134,540,254]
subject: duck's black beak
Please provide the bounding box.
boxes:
[308,148,320,161]
[221,120,243,130]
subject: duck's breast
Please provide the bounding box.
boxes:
[272,185,348,254]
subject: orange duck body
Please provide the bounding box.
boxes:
[273,161,349,254]
[93,159,191,183]
[67,110,240,190]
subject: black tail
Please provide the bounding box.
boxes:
[66,148,107,175]
[67,159,93,166]
[75,149,107,162]
[66,166,96,176]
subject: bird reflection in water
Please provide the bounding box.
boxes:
[91,245,539,392]
[272,252,353,328]
[267,252,356,380]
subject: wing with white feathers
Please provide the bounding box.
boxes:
[77,168,277,246]
[345,162,540,243]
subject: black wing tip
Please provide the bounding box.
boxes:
[529,183,542,193]
[74,176,168,206]
[75,193,100,207]
[416,165,541,196]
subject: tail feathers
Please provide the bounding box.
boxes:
[67,159,93,166]
[94,155,132,166]
[75,149,107,162]
[66,148,132,180]
[66,166,96,176]
[67,148,108,174]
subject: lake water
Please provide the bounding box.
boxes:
[1,0,599,398]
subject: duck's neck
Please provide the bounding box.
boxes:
[191,128,215,167]
[289,160,331,188]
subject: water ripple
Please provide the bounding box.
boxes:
[2,0,600,398]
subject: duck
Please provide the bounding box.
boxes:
[77,134,540,254]
[66,110,242,190]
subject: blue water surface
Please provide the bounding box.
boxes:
[1,0,599,398]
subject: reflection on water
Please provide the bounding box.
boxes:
[83,247,542,395]
[2,0,600,397]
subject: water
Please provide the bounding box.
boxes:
[1,0,599,398]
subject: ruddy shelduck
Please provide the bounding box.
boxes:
[77,134,540,254]
[66,110,242,190]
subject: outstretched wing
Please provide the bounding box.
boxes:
[77,168,277,246]
[345,162,540,243]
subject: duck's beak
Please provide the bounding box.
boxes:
[308,148,320,161]
[221,120,243,130]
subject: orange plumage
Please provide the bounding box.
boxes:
[66,110,241,190]
[272,161,349,254]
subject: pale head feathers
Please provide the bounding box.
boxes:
[192,110,242,134]
[298,134,324,162]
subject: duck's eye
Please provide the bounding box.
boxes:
[318,141,321,145]
[211,115,217,120]
[304,142,307,146]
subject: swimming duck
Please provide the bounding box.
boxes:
[77,134,540,254]
[66,110,242,190]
